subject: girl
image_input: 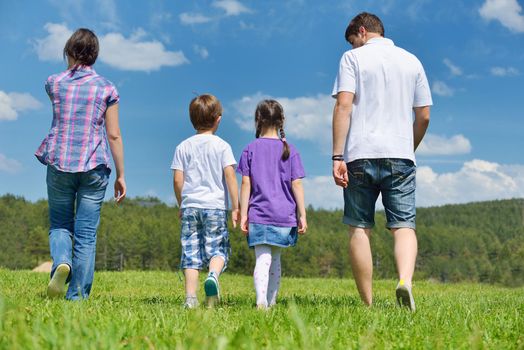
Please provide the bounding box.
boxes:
[237,99,307,309]
[35,28,126,300]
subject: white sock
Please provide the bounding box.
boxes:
[267,246,281,306]
[254,245,272,307]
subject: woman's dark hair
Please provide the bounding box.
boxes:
[63,28,99,66]
[255,99,290,161]
[345,12,384,42]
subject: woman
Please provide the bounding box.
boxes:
[35,28,126,300]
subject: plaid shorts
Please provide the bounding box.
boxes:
[180,207,230,270]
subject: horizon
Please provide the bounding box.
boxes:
[1,0,523,209]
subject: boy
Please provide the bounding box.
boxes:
[171,94,239,308]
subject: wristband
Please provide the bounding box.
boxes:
[331,154,344,161]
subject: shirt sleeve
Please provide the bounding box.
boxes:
[236,148,250,176]
[170,145,184,171]
[413,62,433,107]
[332,52,356,98]
[106,84,120,106]
[290,152,306,181]
[222,143,237,169]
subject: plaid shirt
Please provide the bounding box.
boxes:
[35,66,119,172]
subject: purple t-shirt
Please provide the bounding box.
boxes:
[237,138,305,227]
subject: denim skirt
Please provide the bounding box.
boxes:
[247,223,298,248]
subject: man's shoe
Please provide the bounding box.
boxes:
[396,279,416,312]
[204,271,220,308]
[47,264,70,298]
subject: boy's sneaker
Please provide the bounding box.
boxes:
[47,264,70,298]
[396,279,416,312]
[184,296,199,309]
[204,271,220,308]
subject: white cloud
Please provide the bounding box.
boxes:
[417,159,524,207]
[193,45,209,59]
[232,92,334,152]
[34,24,189,72]
[490,66,520,76]
[212,0,252,16]
[431,81,454,97]
[95,0,119,30]
[33,23,72,62]
[443,58,463,76]
[0,153,22,174]
[301,160,524,209]
[302,176,344,210]
[179,12,212,25]
[417,134,472,156]
[100,29,189,71]
[479,0,524,33]
[0,91,42,121]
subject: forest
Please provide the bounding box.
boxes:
[1,194,523,286]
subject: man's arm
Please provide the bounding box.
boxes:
[332,91,354,188]
[413,106,430,151]
[224,165,239,228]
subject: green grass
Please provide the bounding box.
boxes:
[1,270,523,349]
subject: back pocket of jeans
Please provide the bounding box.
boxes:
[391,159,416,189]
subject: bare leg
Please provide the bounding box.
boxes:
[208,256,225,276]
[391,228,417,286]
[184,268,199,297]
[348,226,373,306]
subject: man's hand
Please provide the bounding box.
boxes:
[332,160,348,188]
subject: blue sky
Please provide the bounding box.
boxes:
[0,0,523,208]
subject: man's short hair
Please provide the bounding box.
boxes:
[345,12,384,42]
[189,94,222,131]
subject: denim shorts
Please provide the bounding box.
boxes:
[247,223,298,248]
[343,158,416,229]
[180,208,230,270]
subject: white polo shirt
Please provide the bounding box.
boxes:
[332,37,433,163]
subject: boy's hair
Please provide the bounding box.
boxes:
[345,12,384,42]
[255,99,290,161]
[189,94,223,131]
[63,28,99,66]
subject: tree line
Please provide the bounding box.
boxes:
[0,194,523,286]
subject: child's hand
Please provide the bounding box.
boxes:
[240,215,249,236]
[231,208,240,228]
[298,216,308,234]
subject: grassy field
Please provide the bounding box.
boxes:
[1,270,523,349]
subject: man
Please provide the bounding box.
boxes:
[331,12,432,311]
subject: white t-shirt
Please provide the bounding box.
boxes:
[332,37,433,163]
[171,134,236,210]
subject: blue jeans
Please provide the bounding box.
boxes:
[343,158,416,229]
[47,164,109,300]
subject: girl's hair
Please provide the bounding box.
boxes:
[63,28,99,67]
[255,99,290,160]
